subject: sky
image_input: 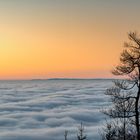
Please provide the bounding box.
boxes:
[0,0,140,79]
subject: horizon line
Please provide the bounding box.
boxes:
[0,77,120,81]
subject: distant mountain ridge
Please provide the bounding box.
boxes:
[31,78,117,81]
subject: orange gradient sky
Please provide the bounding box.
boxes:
[0,0,140,79]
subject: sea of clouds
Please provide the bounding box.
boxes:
[0,79,113,140]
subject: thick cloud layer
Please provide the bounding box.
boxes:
[0,79,112,140]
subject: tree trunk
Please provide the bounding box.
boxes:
[124,119,126,140]
[135,86,140,140]
[123,101,126,140]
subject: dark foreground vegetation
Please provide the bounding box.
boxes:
[64,31,140,140]
[64,123,87,140]
[102,31,140,140]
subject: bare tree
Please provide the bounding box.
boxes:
[101,119,136,140]
[77,122,87,140]
[103,83,136,140]
[103,32,140,139]
[64,130,68,140]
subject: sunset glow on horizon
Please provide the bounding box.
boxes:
[0,0,140,79]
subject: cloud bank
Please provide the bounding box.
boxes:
[0,80,112,140]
